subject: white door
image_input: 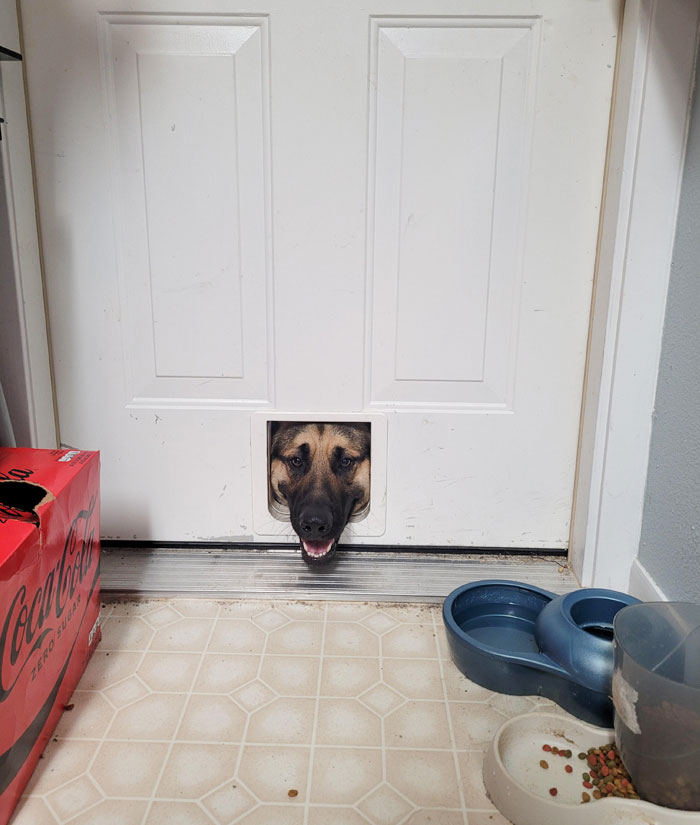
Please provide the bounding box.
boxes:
[20,0,620,547]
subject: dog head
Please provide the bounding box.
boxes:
[269,422,371,565]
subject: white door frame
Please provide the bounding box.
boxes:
[571,0,700,591]
[7,0,697,591]
[0,0,56,448]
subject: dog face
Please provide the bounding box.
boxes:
[270,422,371,565]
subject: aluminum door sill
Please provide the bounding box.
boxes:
[100,547,578,603]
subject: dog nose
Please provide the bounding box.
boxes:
[299,508,332,540]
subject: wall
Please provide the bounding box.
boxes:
[638,52,700,602]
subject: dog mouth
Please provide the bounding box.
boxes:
[300,539,337,565]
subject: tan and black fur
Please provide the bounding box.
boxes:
[269,422,370,565]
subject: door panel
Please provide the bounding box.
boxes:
[20,0,621,546]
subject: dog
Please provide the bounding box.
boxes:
[269,422,370,565]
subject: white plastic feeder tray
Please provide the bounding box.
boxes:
[483,712,700,825]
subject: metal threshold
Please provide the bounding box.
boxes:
[101,546,578,603]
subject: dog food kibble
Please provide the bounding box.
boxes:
[538,741,640,805]
[287,789,298,798]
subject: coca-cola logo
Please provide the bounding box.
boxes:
[0,495,98,704]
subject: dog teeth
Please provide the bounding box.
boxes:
[303,540,333,557]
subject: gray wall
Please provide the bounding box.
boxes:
[638,56,700,601]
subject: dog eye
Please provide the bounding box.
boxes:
[340,457,354,468]
[289,456,303,468]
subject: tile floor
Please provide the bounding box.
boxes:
[10,597,566,825]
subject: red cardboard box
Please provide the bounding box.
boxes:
[0,448,101,825]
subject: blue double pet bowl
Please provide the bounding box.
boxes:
[442,580,640,727]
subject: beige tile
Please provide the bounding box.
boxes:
[382,624,439,659]
[259,655,319,696]
[77,651,142,690]
[236,806,306,825]
[136,651,201,692]
[278,601,326,621]
[265,622,323,656]
[449,704,506,750]
[306,807,370,825]
[53,690,115,739]
[385,701,453,749]
[201,782,257,823]
[219,599,272,618]
[23,739,99,795]
[45,775,102,821]
[488,694,534,717]
[177,694,247,742]
[316,698,382,746]
[361,611,400,634]
[150,618,215,652]
[171,598,221,618]
[442,668,493,703]
[384,603,439,624]
[360,683,405,716]
[247,698,316,745]
[252,607,290,631]
[232,679,277,712]
[237,745,310,803]
[142,604,182,629]
[102,674,150,709]
[320,657,380,697]
[69,799,149,825]
[436,627,452,659]
[8,797,59,824]
[309,747,382,804]
[386,750,461,808]
[207,619,266,654]
[145,801,215,825]
[156,743,240,799]
[405,810,466,825]
[100,616,154,650]
[91,742,169,798]
[106,693,187,740]
[326,602,376,621]
[324,623,379,657]
[467,813,511,825]
[357,783,413,825]
[108,598,166,616]
[194,653,260,693]
[381,659,445,700]
[456,751,492,809]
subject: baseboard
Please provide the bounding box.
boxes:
[628,558,667,601]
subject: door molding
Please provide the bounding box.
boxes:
[0,0,56,448]
[571,0,700,591]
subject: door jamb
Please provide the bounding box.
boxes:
[571,0,700,591]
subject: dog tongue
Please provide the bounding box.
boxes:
[302,540,334,558]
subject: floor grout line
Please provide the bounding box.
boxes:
[433,608,470,825]
[302,602,329,825]
[138,604,222,825]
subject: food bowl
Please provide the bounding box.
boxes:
[483,712,699,825]
[442,580,639,726]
